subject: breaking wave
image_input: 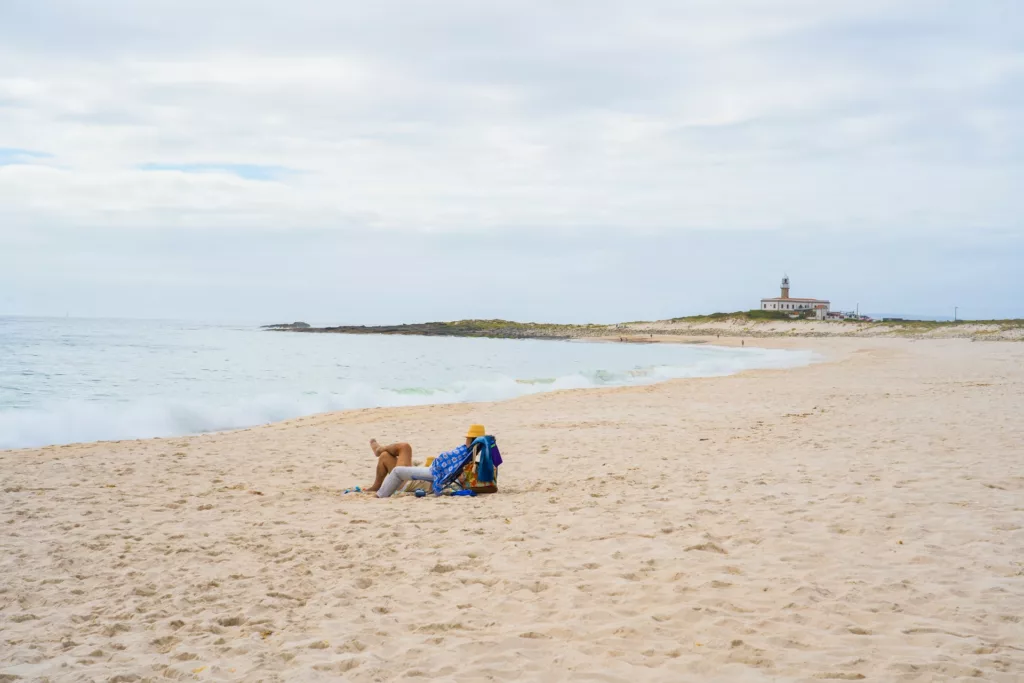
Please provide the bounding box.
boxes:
[0,347,813,450]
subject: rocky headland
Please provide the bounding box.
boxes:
[264,314,1024,342]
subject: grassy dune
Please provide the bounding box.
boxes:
[267,313,1024,341]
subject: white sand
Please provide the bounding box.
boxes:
[2,338,1023,682]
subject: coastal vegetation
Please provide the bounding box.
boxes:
[264,314,1024,342]
[272,319,600,339]
[669,310,793,322]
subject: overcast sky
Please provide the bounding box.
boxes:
[1,0,1021,323]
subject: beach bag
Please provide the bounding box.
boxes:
[462,436,502,494]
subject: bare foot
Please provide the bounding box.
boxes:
[365,485,379,492]
[370,438,380,456]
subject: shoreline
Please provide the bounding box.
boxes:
[2,336,814,454]
[3,336,1022,680]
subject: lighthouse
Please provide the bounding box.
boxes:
[760,275,831,319]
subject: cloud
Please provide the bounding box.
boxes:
[0,0,1021,319]
[3,223,1022,323]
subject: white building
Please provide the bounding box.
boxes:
[760,276,830,319]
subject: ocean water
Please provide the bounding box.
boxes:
[0,317,814,450]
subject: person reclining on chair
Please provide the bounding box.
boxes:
[369,424,496,498]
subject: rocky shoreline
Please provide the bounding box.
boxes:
[262,320,592,339]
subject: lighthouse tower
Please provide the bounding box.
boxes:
[761,275,830,318]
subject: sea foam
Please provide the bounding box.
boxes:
[1,317,814,449]
[0,350,812,450]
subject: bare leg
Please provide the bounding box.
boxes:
[370,439,412,462]
[366,440,413,491]
[367,452,397,492]
[394,443,413,467]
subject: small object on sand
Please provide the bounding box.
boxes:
[452,489,476,497]
[343,486,363,495]
[415,489,426,498]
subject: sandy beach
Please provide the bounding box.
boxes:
[2,337,1023,682]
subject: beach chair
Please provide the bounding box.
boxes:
[397,435,503,496]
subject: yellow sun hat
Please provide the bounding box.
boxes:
[466,424,486,439]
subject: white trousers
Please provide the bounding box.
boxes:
[377,466,433,498]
